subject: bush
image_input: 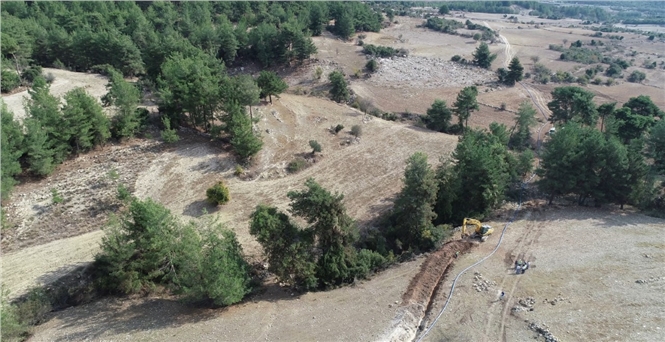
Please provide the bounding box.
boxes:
[117,184,131,202]
[351,125,362,137]
[627,70,646,83]
[334,124,344,134]
[1,70,20,93]
[314,66,323,80]
[21,65,43,84]
[287,157,308,173]
[451,55,462,62]
[51,188,63,205]
[207,181,230,205]
[1,293,30,341]
[234,165,244,176]
[309,140,322,154]
[160,117,179,143]
[365,59,378,73]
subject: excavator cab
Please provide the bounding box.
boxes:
[462,218,494,242]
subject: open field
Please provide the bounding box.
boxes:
[420,206,665,342]
[2,8,665,342]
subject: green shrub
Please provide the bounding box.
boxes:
[161,117,179,143]
[206,181,230,205]
[351,125,362,137]
[1,70,21,93]
[334,124,344,134]
[21,66,43,84]
[365,59,378,73]
[51,189,63,205]
[451,55,462,62]
[309,140,322,154]
[1,293,30,342]
[627,70,646,83]
[287,157,308,173]
[117,184,131,202]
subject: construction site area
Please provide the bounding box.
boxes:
[2,4,664,342]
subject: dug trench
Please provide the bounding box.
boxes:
[384,239,476,341]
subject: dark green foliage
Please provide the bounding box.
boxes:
[648,119,665,173]
[623,95,664,119]
[334,11,355,41]
[334,124,345,134]
[1,70,21,93]
[287,179,359,286]
[547,86,598,126]
[225,101,263,161]
[515,149,535,178]
[424,99,453,133]
[94,198,183,294]
[559,47,603,64]
[309,140,322,154]
[472,42,497,69]
[451,55,462,62]
[287,157,308,173]
[1,102,24,199]
[103,69,142,139]
[424,17,464,33]
[365,59,379,73]
[175,227,252,306]
[94,198,251,305]
[20,65,43,84]
[489,122,510,146]
[510,101,538,151]
[605,63,623,77]
[229,74,260,118]
[439,5,450,15]
[328,71,349,103]
[206,181,230,206]
[453,86,479,129]
[160,117,179,143]
[502,57,524,86]
[386,152,439,252]
[1,293,29,342]
[537,122,648,207]
[256,71,288,104]
[436,129,516,223]
[61,88,110,154]
[362,44,407,58]
[158,53,226,131]
[250,205,317,289]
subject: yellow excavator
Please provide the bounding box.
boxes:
[462,218,494,242]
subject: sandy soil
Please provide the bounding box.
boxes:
[1,68,110,121]
[419,206,665,342]
[30,258,424,342]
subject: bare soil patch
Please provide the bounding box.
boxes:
[1,68,110,121]
[419,206,665,342]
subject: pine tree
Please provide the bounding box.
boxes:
[226,101,263,161]
[103,69,141,139]
[335,11,355,41]
[62,88,110,154]
[387,152,439,251]
[547,86,598,126]
[505,57,524,86]
[425,99,453,132]
[453,86,479,129]
[328,71,349,103]
[1,102,24,199]
[510,101,537,150]
[256,71,288,104]
[472,42,497,69]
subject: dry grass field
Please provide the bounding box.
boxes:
[2,9,664,342]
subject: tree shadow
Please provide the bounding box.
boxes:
[50,297,219,342]
[182,200,219,218]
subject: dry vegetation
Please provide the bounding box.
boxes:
[2,9,664,342]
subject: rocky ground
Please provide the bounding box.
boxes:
[369,56,496,89]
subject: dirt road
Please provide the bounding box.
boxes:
[421,207,665,342]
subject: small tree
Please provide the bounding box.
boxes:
[207,181,231,205]
[351,125,362,137]
[334,124,344,134]
[232,74,260,119]
[309,140,322,155]
[439,4,450,15]
[424,99,453,133]
[505,57,524,86]
[627,70,646,83]
[472,42,497,69]
[365,59,378,73]
[453,86,479,129]
[256,71,288,104]
[510,101,537,150]
[161,117,180,143]
[328,71,349,103]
